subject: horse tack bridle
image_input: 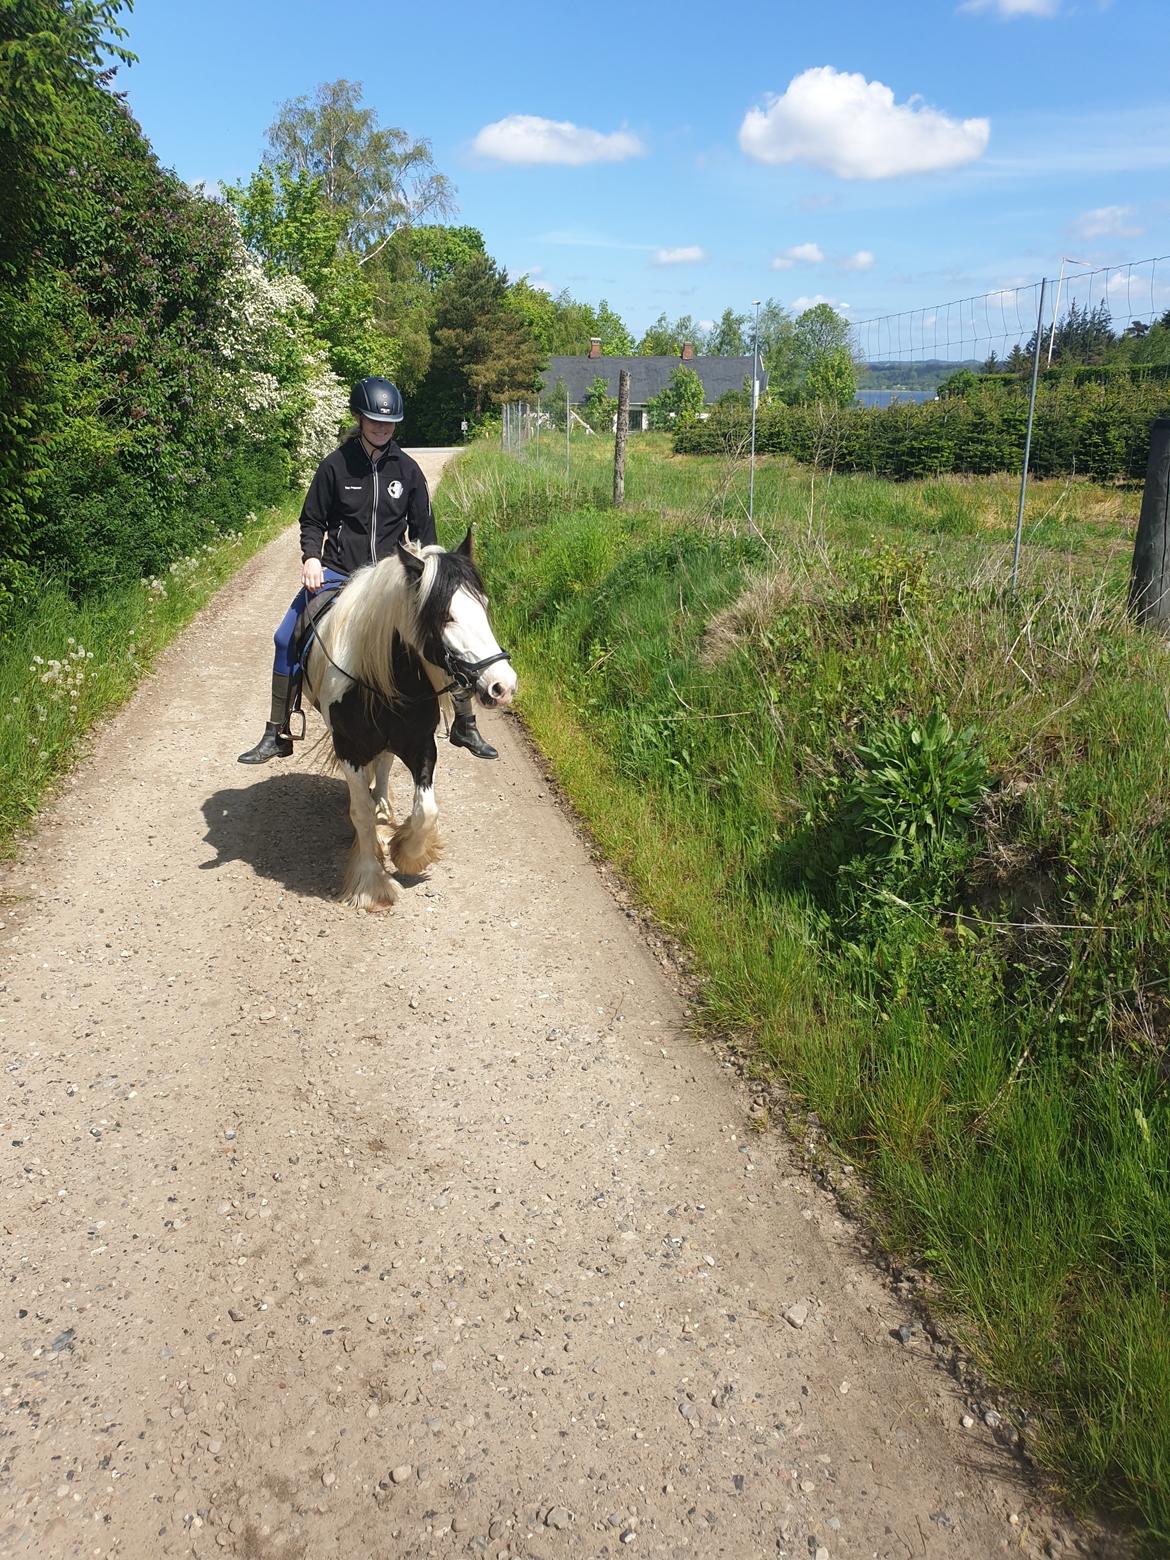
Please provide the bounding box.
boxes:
[425,642,512,698]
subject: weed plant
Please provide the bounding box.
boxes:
[438,433,1170,1547]
[0,499,298,852]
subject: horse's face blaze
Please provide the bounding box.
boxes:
[420,552,517,708]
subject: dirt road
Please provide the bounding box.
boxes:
[1,451,1106,1560]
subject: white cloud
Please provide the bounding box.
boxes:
[772,242,825,269]
[844,250,876,271]
[1072,204,1144,240]
[473,115,644,166]
[739,66,990,180]
[791,295,851,313]
[652,245,706,265]
[960,0,1060,16]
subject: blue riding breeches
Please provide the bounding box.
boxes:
[272,567,349,677]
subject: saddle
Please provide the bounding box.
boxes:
[287,586,342,739]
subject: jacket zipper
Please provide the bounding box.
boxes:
[369,450,380,566]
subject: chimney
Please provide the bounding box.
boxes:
[680,342,695,361]
[588,337,602,359]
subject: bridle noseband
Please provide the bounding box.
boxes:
[426,641,511,698]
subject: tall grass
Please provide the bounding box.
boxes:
[0,498,298,852]
[438,434,1170,1549]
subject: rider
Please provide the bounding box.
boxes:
[238,376,498,764]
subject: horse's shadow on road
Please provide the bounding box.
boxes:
[200,771,356,901]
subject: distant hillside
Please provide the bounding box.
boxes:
[857,359,982,393]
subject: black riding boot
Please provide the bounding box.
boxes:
[238,673,295,764]
[449,691,497,760]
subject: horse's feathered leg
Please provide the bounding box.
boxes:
[371,753,396,828]
[340,761,397,910]
[389,735,443,877]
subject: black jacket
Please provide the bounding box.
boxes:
[299,438,437,575]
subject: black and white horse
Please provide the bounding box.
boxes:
[303,533,516,910]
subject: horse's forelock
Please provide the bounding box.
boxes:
[416,548,487,640]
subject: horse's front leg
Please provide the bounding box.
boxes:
[388,736,442,877]
[370,751,396,828]
[340,761,397,910]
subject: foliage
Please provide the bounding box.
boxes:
[514,283,634,358]
[221,161,396,386]
[706,306,748,356]
[646,365,705,429]
[804,344,857,408]
[582,375,617,433]
[677,375,1170,481]
[263,78,453,255]
[413,252,543,441]
[637,311,706,355]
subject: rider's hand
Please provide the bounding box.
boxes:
[302,558,324,593]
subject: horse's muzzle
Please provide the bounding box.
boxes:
[479,664,517,709]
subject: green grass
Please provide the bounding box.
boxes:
[438,433,1170,1549]
[0,495,299,853]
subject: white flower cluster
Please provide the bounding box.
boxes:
[30,640,93,721]
[295,358,349,482]
[213,223,337,450]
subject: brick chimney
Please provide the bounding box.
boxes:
[680,342,695,361]
[588,337,602,359]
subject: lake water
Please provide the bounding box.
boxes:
[855,390,938,408]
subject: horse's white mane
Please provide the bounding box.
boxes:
[320,545,444,705]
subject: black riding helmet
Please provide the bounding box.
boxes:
[350,377,404,423]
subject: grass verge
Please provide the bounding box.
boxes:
[0,496,299,854]
[438,433,1169,1549]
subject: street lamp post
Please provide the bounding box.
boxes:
[1046,256,1089,368]
[749,299,761,526]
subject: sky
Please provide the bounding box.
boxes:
[115,0,1170,353]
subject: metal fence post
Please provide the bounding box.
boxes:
[565,386,571,478]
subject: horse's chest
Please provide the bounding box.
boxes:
[327,645,437,769]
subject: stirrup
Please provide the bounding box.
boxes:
[288,708,306,741]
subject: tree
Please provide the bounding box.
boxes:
[595,299,634,355]
[756,300,799,399]
[794,302,853,365]
[637,312,706,356]
[646,365,705,429]
[222,162,394,386]
[264,79,454,257]
[707,307,748,356]
[582,375,617,432]
[414,253,542,441]
[638,312,676,355]
[804,346,857,408]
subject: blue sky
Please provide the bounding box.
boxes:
[117,0,1169,350]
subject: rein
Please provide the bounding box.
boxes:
[307,623,509,707]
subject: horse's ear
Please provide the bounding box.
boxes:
[456,527,474,560]
[397,542,425,581]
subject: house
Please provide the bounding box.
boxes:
[542,339,765,431]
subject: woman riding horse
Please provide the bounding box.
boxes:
[238,377,498,764]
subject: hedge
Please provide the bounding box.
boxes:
[675,379,1170,481]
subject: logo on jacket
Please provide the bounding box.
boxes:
[387,480,404,500]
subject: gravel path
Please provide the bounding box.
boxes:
[0,451,1112,1560]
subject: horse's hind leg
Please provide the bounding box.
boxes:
[340,761,397,910]
[371,752,396,828]
[389,737,442,877]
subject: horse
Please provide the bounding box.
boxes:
[301,532,516,910]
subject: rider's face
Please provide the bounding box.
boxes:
[360,415,396,448]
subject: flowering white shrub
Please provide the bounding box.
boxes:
[294,354,349,481]
[213,222,344,463]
